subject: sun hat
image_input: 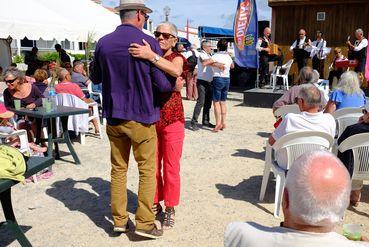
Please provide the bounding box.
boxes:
[0,103,14,119]
[115,0,152,13]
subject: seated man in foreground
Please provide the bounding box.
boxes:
[269,84,336,168]
[225,151,369,246]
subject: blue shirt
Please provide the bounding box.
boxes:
[330,89,366,110]
[91,24,173,124]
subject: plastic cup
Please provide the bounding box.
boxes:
[343,224,362,241]
[14,99,21,110]
[44,100,51,112]
[42,98,48,107]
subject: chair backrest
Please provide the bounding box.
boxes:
[282,59,294,75]
[274,104,301,118]
[338,133,369,181]
[332,108,362,138]
[273,131,334,170]
[55,93,89,133]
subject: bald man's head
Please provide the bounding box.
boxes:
[285,151,351,227]
[264,27,271,37]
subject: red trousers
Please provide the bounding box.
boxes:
[186,71,198,100]
[154,121,185,207]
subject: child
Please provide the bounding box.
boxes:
[0,103,46,155]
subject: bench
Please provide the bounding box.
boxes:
[0,156,54,247]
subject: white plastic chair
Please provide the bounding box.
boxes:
[56,93,102,145]
[83,83,105,125]
[270,59,294,91]
[259,131,334,217]
[332,108,363,139]
[0,129,38,182]
[274,104,301,118]
[338,133,369,190]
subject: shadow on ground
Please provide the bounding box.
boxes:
[257,132,271,138]
[216,175,276,216]
[232,149,265,161]
[0,225,32,246]
[46,177,137,235]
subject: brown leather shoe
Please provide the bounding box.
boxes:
[135,224,163,239]
[350,189,361,207]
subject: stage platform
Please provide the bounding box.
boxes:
[243,88,285,108]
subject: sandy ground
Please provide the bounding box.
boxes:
[1,90,368,247]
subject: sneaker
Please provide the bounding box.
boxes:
[190,122,200,131]
[113,223,129,233]
[135,224,163,239]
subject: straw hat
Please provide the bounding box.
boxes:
[0,103,14,119]
[115,0,152,13]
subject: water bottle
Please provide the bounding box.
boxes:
[48,85,57,111]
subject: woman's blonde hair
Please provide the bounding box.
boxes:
[336,71,364,95]
[33,69,48,82]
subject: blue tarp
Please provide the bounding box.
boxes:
[198,26,234,39]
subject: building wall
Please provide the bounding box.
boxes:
[272,3,369,46]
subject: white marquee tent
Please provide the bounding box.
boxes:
[0,0,121,41]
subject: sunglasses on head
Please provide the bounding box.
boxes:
[5,78,17,84]
[154,31,175,39]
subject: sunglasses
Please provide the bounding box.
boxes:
[139,10,149,21]
[154,31,175,39]
[5,78,17,84]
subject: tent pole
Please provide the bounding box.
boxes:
[16,39,21,56]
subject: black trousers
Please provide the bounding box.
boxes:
[296,58,309,72]
[312,56,325,79]
[355,58,366,73]
[328,70,343,88]
[337,123,369,176]
[191,79,212,124]
[259,54,283,84]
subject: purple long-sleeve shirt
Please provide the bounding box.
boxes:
[91,24,173,124]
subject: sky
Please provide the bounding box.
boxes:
[101,0,271,30]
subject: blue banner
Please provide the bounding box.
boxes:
[233,0,258,69]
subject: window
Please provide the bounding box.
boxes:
[61,40,74,50]
[36,39,57,49]
[20,38,35,48]
[317,12,326,21]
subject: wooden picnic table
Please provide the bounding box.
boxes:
[0,156,54,247]
[9,106,89,164]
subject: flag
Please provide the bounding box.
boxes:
[233,0,258,68]
[365,33,369,81]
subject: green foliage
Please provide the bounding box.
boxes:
[12,55,24,64]
[38,52,59,62]
[70,54,86,61]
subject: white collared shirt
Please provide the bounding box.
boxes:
[290,37,306,51]
[310,39,327,59]
[354,38,368,51]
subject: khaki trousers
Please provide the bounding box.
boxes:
[107,120,157,231]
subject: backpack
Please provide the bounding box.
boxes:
[0,145,27,182]
[187,50,198,72]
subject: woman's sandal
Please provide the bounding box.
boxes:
[152,203,163,216]
[163,208,175,230]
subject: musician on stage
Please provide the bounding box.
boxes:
[256,27,283,86]
[328,47,347,88]
[347,28,368,73]
[289,29,312,72]
[310,31,327,78]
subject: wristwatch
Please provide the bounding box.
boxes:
[151,54,160,64]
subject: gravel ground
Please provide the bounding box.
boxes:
[1,90,368,247]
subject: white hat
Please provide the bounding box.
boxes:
[115,0,152,13]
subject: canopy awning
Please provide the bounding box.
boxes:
[0,0,121,42]
[198,26,234,40]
